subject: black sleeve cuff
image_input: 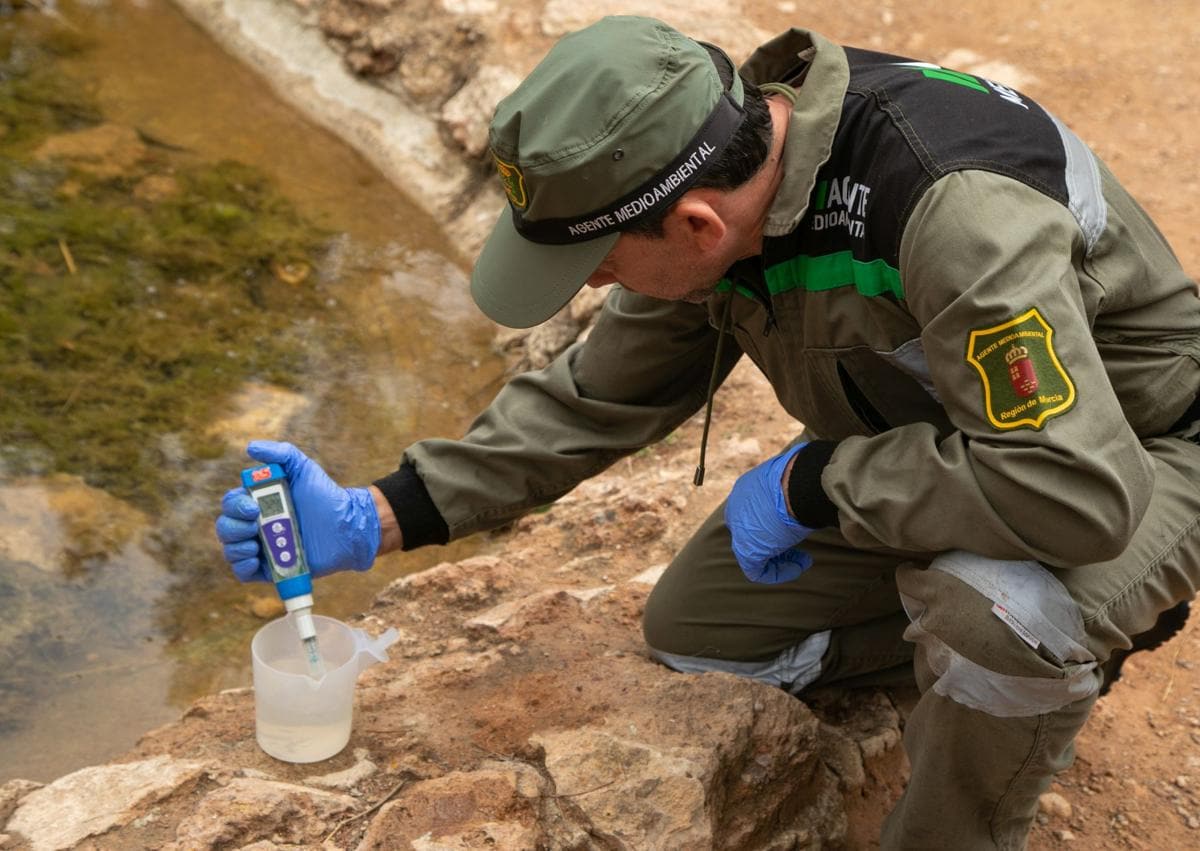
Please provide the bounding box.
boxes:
[372,460,450,550]
[786,440,840,529]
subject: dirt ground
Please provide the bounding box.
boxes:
[730,3,1200,848]
[1036,624,1200,850]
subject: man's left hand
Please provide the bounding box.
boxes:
[724,443,814,583]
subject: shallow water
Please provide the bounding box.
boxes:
[0,0,504,782]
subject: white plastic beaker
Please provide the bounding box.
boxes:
[251,613,398,763]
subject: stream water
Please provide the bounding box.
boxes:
[0,0,504,782]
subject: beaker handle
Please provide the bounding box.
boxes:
[352,626,400,674]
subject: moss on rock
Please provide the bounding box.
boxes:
[0,23,334,511]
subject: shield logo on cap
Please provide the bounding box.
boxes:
[493,154,527,209]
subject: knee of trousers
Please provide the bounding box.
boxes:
[645,633,832,695]
[897,551,1101,718]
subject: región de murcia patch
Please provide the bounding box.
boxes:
[966,307,1077,430]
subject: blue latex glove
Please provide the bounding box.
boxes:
[724,443,814,584]
[215,440,381,582]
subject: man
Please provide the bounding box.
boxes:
[217,15,1200,848]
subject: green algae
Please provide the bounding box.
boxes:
[0,21,334,511]
[0,25,101,152]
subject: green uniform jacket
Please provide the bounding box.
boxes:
[380,29,1200,569]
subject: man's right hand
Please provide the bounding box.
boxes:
[214,440,382,582]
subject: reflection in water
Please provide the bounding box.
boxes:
[0,0,504,781]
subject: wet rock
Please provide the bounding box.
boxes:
[204,382,312,450]
[0,560,53,693]
[4,757,209,851]
[174,0,481,262]
[132,173,182,202]
[34,123,149,179]
[168,778,356,848]
[0,474,150,573]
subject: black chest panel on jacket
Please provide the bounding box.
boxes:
[731,48,1078,440]
[765,47,1071,278]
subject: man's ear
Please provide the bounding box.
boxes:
[667,196,727,254]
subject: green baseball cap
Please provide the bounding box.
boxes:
[470,16,746,328]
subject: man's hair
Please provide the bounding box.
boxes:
[620,52,773,238]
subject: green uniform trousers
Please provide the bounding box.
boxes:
[643,436,1200,850]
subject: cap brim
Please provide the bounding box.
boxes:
[471,209,618,329]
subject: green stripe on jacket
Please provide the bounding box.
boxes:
[718,250,903,299]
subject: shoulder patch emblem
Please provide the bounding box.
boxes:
[492,154,527,209]
[966,307,1076,430]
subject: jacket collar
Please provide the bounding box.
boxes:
[739,29,849,237]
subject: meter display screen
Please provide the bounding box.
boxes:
[256,492,286,518]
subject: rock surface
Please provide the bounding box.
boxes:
[5,757,210,851]
[7,0,1200,849]
[0,362,908,849]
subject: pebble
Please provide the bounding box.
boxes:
[1055,829,1075,841]
[1039,792,1074,819]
